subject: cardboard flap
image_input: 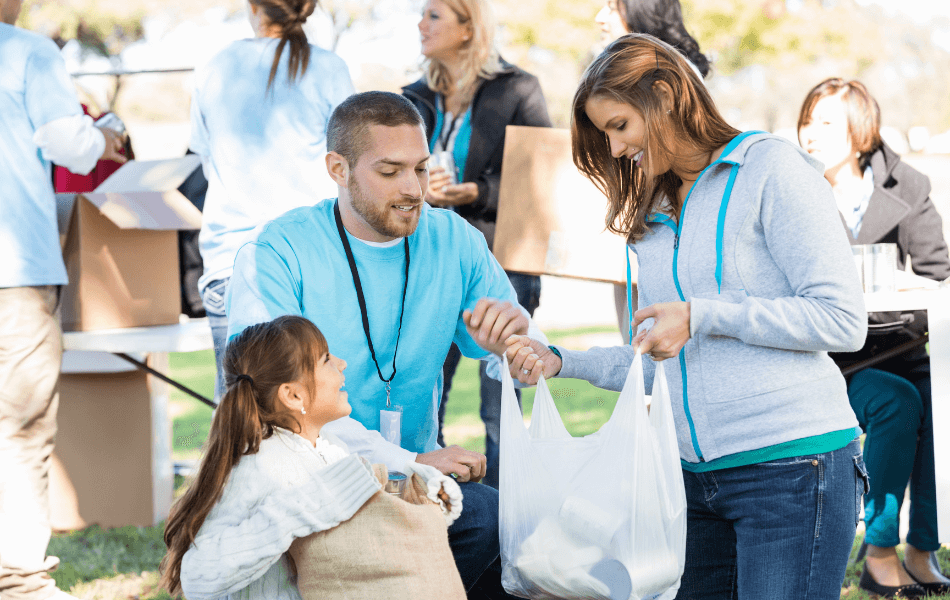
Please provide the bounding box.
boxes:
[81,156,203,230]
[494,126,629,284]
[92,155,201,193]
[80,191,202,230]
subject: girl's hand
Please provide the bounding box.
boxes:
[404,461,463,525]
[632,302,691,361]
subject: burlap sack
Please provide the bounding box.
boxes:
[289,464,466,600]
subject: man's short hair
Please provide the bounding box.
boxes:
[327,91,425,166]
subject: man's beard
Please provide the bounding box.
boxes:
[348,174,420,239]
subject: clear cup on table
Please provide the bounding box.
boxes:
[851,246,866,291]
[854,243,898,293]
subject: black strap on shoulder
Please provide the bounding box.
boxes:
[332,201,410,389]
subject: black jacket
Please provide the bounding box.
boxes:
[402,61,551,249]
[833,144,950,377]
[846,144,950,280]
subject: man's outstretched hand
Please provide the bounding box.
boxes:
[463,298,529,356]
[415,445,487,483]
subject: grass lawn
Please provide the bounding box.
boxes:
[50,326,950,599]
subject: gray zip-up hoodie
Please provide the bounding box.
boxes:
[558,133,867,464]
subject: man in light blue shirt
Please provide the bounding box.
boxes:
[227,91,544,597]
[0,2,124,598]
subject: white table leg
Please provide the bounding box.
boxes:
[929,295,950,542]
[150,352,174,525]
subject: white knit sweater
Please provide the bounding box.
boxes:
[180,428,381,600]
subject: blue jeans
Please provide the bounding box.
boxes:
[200,278,229,403]
[447,481,520,599]
[848,368,938,550]
[675,439,868,600]
[439,272,541,489]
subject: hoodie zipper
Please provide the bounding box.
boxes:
[652,130,762,462]
[670,192,702,461]
[644,212,703,460]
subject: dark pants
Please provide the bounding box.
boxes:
[848,368,938,550]
[438,272,541,488]
[676,440,867,600]
[448,482,520,598]
[201,277,229,403]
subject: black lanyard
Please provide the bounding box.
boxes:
[333,201,410,407]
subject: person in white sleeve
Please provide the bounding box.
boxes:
[0,2,126,599]
[159,315,462,600]
[190,0,356,401]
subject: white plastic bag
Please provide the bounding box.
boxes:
[499,352,686,600]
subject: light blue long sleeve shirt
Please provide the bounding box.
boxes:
[0,24,82,287]
[191,38,355,293]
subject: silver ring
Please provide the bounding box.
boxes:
[522,368,531,375]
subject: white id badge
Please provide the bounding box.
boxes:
[380,407,402,447]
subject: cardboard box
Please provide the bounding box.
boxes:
[60,156,203,331]
[50,352,173,529]
[493,126,633,286]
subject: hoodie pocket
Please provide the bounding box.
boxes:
[692,290,840,404]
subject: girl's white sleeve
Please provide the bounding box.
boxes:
[180,453,380,600]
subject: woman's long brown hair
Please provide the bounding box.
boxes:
[159,315,328,596]
[251,0,317,90]
[571,34,739,243]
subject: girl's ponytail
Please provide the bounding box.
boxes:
[257,0,317,90]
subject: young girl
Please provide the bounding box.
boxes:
[160,315,462,600]
[507,35,869,599]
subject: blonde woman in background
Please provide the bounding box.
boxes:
[402,0,551,492]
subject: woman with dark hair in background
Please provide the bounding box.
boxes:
[593,0,709,344]
[192,0,355,400]
[799,78,950,599]
[595,0,709,78]
[402,0,551,489]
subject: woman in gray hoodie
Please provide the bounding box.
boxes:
[506,35,869,599]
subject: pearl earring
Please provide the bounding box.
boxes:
[301,407,307,415]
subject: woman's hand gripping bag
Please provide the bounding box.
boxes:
[498,353,686,600]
